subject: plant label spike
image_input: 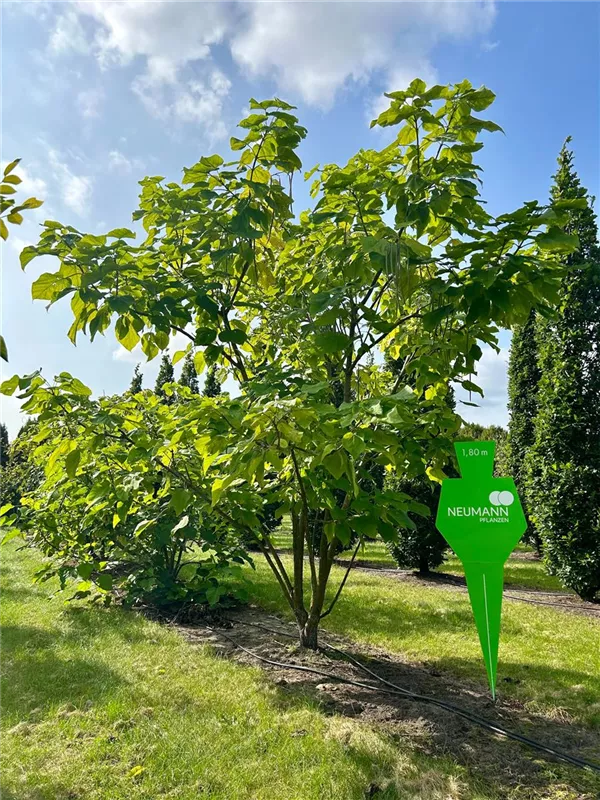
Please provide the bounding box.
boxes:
[435,441,526,698]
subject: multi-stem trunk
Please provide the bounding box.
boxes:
[296,513,335,650]
[263,508,354,650]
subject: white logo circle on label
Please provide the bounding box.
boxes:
[489,490,514,506]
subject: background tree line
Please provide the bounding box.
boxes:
[387,138,600,602]
[508,138,600,601]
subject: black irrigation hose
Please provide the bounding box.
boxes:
[504,591,600,613]
[503,588,574,597]
[322,641,600,774]
[211,619,600,775]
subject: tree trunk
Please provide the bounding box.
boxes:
[299,616,319,649]
[418,554,430,575]
[579,586,599,603]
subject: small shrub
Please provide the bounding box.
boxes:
[0,386,251,610]
[386,476,447,574]
[0,421,43,510]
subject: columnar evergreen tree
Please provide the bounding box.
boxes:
[129,364,143,394]
[179,353,200,394]
[507,313,540,478]
[155,354,175,403]
[526,139,600,601]
[0,422,9,468]
[203,364,221,398]
[507,310,541,549]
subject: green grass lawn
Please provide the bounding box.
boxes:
[2,541,508,800]
[240,555,600,730]
[442,552,567,593]
[273,528,567,592]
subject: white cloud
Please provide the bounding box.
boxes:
[230,0,496,108]
[481,39,500,52]
[113,343,143,364]
[455,344,510,428]
[174,71,232,133]
[9,236,32,256]
[77,87,104,118]
[76,0,230,70]
[63,174,92,216]
[49,8,89,55]
[48,149,93,216]
[108,149,145,175]
[133,67,231,139]
[368,60,439,123]
[7,0,54,23]
[46,0,496,121]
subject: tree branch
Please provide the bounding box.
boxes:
[320,538,361,619]
[351,308,424,369]
[290,448,317,596]
[260,544,295,609]
[291,512,306,617]
[343,301,358,403]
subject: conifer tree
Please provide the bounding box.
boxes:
[507,310,541,549]
[526,138,600,600]
[179,353,199,394]
[154,354,175,403]
[0,422,9,468]
[203,364,221,398]
[129,364,143,394]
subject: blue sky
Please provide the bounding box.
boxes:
[2,0,599,435]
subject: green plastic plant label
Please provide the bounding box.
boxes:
[435,441,526,698]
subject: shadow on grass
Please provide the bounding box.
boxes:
[60,603,156,644]
[0,787,78,800]
[0,790,29,800]
[245,561,597,644]
[0,584,45,602]
[441,562,566,593]
[0,624,127,717]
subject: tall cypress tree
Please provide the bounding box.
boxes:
[179,353,199,394]
[525,138,600,600]
[155,354,175,403]
[0,422,9,468]
[129,364,143,394]
[507,310,541,549]
[203,364,221,398]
